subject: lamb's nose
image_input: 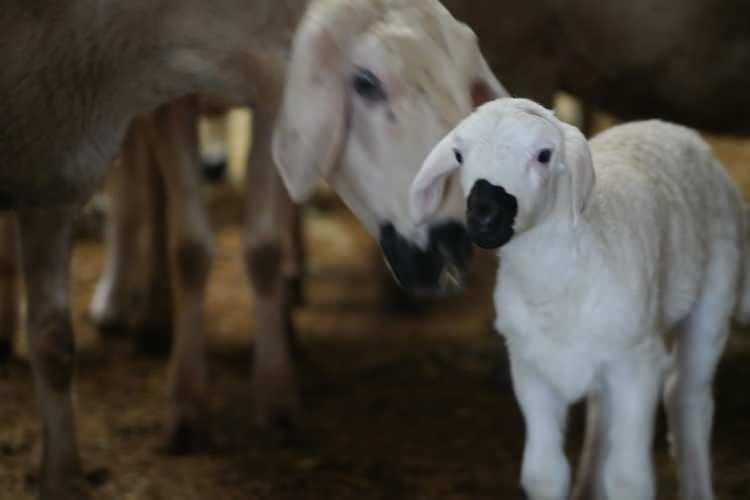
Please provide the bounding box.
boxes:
[466,179,518,249]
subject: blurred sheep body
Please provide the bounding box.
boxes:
[93,0,506,445]
[442,0,750,134]
[411,98,748,500]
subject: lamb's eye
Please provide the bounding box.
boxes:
[537,148,553,164]
[454,149,463,165]
[352,68,387,102]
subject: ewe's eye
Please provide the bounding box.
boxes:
[454,149,463,165]
[352,68,387,102]
[537,148,553,164]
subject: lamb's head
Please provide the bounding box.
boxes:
[272,0,506,293]
[410,98,595,250]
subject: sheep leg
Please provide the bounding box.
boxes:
[89,152,144,334]
[510,357,570,500]
[570,391,608,500]
[599,346,663,500]
[664,250,735,500]
[133,120,176,357]
[0,213,20,362]
[245,85,301,430]
[283,203,306,309]
[18,204,90,500]
[90,123,175,356]
[146,98,214,453]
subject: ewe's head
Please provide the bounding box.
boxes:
[273,0,506,293]
[410,98,595,250]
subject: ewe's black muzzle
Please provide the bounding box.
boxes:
[467,179,518,249]
[379,221,472,294]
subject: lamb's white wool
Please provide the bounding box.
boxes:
[410,98,748,500]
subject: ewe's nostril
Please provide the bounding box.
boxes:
[475,201,498,225]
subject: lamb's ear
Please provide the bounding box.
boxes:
[272,2,378,202]
[559,121,595,224]
[410,133,461,225]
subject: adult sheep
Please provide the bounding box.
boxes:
[441,0,750,133]
[0,0,504,497]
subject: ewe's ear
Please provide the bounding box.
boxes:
[410,132,462,225]
[273,1,379,202]
[560,121,595,224]
[470,56,508,108]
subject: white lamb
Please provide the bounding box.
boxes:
[409,98,750,500]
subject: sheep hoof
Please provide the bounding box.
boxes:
[92,313,131,338]
[286,275,305,308]
[0,337,13,364]
[133,322,173,359]
[29,470,94,500]
[161,418,214,455]
[254,383,303,435]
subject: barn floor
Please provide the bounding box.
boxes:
[2,134,750,499]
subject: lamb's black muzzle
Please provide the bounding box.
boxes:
[467,179,518,249]
[379,221,472,294]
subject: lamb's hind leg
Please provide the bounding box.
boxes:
[18,205,89,500]
[664,245,738,500]
[146,97,214,453]
[0,213,20,362]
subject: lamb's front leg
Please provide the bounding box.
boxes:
[18,205,90,500]
[599,345,665,500]
[511,357,571,500]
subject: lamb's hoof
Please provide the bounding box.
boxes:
[161,418,214,455]
[134,324,173,359]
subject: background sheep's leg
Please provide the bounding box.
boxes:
[282,203,306,308]
[0,213,20,362]
[511,358,570,500]
[245,87,301,430]
[599,348,662,500]
[570,391,608,500]
[146,98,214,453]
[88,153,145,334]
[135,127,176,357]
[90,121,174,355]
[664,250,736,500]
[18,204,89,500]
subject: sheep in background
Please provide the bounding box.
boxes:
[410,98,748,500]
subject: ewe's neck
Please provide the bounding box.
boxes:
[140,0,308,110]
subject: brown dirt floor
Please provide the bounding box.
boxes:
[2,135,750,499]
